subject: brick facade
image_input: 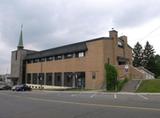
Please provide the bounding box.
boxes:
[11,29,147,89]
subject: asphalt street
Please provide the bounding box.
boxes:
[0,91,160,118]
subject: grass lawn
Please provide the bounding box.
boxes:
[137,79,160,92]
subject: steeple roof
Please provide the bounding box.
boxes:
[17,25,24,49]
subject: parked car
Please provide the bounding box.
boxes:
[12,85,19,91]
[0,85,11,90]
[12,84,32,91]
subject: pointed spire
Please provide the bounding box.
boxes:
[17,25,24,49]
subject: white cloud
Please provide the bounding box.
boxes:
[0,0,160,74]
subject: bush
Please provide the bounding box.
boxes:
[117,78,128,91]
[156,76,160,79]
[105,64,118,91]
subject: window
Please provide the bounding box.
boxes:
[32,73,38,84]
[117,56,127,65]
[46,56,53,61]
[54,73,62,86]
[118,61,126,65]
[27,74,31,84]
[75,52,85,58]
[55,55,62,60]
[118,41,123,48]
[15,51,18,60]
[107,58,110,64]
[64,72,73,87]
[38,73,44,85]
[39,58,45,62]
[75,72,85,88]
[33,59,39,63]
[92,72,96,79]
[64,53,73,59]
[27,60,32,64]
[46,73,52,85]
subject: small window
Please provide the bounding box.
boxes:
[118,41,123,48]
[33,59,39,63]
[55,55,62,60]
[39,58,45,62]
[75,52,85,58]
[27,60,32,64]
[92,72,96,79]
[64,53,73,59]
[107,58,110,64]
[46,56,53,61]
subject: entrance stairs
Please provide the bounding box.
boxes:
[121,79,141,92]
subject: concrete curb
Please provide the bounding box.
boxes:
[32,90,160,95]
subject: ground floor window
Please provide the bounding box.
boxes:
[54,73,62,86]
[64,72,73,87]
[46,73,52,85]
[27,73,31,84]
[38,73,44,85]
[75,72,85,88]
[28,72,85,88]
[32,73,38,84]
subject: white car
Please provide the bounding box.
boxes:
[12,85,19,91]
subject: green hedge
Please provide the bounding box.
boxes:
[105,64,118,91]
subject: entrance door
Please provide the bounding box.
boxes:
[75,72,85,88]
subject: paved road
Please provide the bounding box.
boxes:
[0,91,160,118]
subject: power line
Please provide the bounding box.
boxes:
[140,25,160,41]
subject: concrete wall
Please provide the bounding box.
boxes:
[11,49,29,84]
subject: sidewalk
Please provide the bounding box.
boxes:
[33,89,160,95]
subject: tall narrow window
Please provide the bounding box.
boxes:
[39,73,44,85]
[32,73,38,84]
[27,73,31,84]
[54,73,62,86]
[46,73,52,85]
[107,58,110,64]
[92,72,96,79]
[15,51,18,60]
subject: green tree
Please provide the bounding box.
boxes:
[133,42,143,67]
[146,56,156,74]
[105,64,118,91]
[154,55,160,78]
[142,41,155,68]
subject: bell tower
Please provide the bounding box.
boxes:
[11,25,27,85]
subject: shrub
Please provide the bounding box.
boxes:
[117,78,128,91]
[156,76,160,79]
[105,64,118,91]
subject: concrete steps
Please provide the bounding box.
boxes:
[121,80,141,92]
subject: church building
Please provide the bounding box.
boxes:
[10,28,147,89]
